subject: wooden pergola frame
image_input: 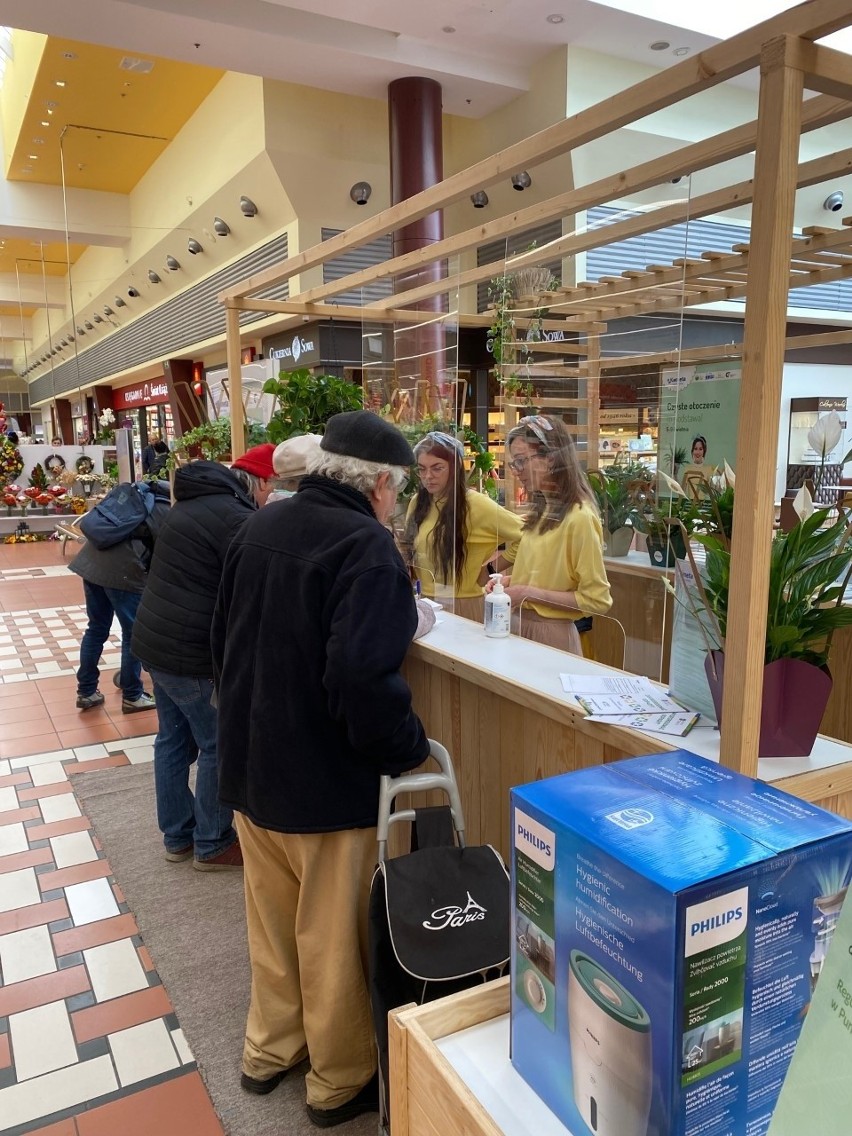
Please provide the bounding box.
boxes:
[221,0,852,779]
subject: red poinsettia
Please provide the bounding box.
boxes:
[23,487,40,500]
[36,493,53,507]
[3,493,17,508]
[47,484,66,497]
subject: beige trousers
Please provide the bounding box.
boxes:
[513,609,582,655]
[236,814,378,1108]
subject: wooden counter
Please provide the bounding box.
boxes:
[405,614,852,859]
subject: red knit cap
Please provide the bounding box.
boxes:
[231,443,276,480]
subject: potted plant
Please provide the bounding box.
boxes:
[675,485,852,757]
[263,368,364,444]
[586,460,652,557]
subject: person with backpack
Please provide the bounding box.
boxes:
[70,480,171,713]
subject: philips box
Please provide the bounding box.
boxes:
[510,751,852,1136]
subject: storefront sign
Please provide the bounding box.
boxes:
[263,328,321,369]
[113,380,170,410]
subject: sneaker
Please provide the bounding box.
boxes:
[76,690,105,711]
[306,1074,379,1129]
[164,845,193,863]
[193,841,243,872]
[122,692,156,714]
[240,1068,289,1095]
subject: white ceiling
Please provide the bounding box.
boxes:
[0,0,727,116]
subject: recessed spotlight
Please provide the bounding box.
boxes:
[442,25,456,33]
[673,46,691,56]
[55,80,66,88]
[32,138,44,145]
[546,13,565,23]
[46,109,54,116]
[28,155,38,160]
[40,121,49,127]
[649,41,670,51]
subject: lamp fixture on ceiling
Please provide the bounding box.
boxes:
[239,196,258,217]
[103,306,115,316]
[67,333,74,342]
[93,314,103,323]
[77,327,85,336]
[649,40,670,50]
[165,255,180,271]
[147,269,161,284]
[546,14,565,24]
[213,217,230,237]
[114,296,126,307]
[824,191,844,212]
[511,171,532,191]
[85,321,94,330]
[470,191,489,208]
[350,182,372,206]
[187,238,203,255]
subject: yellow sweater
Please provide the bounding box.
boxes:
[407,490,524,601]
[510,503,612,620]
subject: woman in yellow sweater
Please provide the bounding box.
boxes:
[406,431,524,622]
[494,415,612,654]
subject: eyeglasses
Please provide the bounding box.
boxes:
[507,456,530,473]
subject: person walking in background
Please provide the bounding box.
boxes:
[131,448,270,872]
[406,430,524,621]
[212,412,429,1127]
[70,481,171,713]
[491,414,612,654]
[141,432,169,476]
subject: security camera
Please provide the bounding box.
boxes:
[127,287,140,298]
[671,176,685,184]
[823,191,844,213]
[349,181,372,206]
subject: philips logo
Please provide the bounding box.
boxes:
[605,808,654,831]
[515,809,555,871]
[685,887,749,957]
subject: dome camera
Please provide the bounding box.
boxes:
[127,287,140,298]
[823,191,844,213]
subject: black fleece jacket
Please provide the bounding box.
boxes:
[212,475,429,833]
[131,462,256,676]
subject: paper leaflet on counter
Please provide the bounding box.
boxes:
[586,710,701,736]
[559,673,699,734]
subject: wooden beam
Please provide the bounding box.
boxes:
[226,305,245,460]
[219,1,852,304]
[792,38,852,101]
[722,38,805,776]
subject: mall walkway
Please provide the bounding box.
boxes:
[0,542,223,1135]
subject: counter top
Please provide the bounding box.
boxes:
[410,612,852,785]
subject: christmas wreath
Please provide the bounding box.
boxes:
[0,438,23,482]
[75,454,95,475]
[45,453,67,477]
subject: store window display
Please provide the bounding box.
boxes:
[490,415,612,655]
[405,431,524,622]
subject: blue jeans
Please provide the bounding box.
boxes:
[77,581,143,700]
[149,668,236,861]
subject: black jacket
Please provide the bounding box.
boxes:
[69,482,171,594]
[212,475,429,833]
[132,462,255,677]
[142,441,168,474]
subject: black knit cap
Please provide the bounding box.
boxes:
[321,410,415,466]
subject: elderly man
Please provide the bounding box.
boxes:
[212,411,429,1128]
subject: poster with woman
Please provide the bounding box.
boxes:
[658,363,742,490]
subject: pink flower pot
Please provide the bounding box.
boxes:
[704,651,833,758]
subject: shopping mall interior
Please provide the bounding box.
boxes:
[1,1,852,1134]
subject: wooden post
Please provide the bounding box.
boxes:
[226,305,245,460]
[583,330,601,470]
[720,37,804,776]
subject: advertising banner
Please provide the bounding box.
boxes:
[658,363,741,481]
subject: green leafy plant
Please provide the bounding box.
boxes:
[695,506,852,667]
[28,463,48,491]
[172,417,232,463]
[263,368,363,444]
[587,459,654,534]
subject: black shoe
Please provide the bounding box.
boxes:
[306,1074,379,1129]
[240,1068,288,1095]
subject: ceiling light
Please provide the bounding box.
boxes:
[442,26,456,33]
[649,41,670,50]
[213,216,230,237]
[147,269,161,284]
[46,108,54,116]
[28,155,37,160]
[62,51,77,60]
[114,296,126,307]
[127,287,140,298]
[84,321,94,330]
[239,196,258,217]
[673,46,690,56]
[77,327,85,336]
[55,80,66,87]
[511,171,532,191]
[470,190,489,208]
[67,333,75,342]
[187,238,203,255]
[350,182,372,206]
[32,139,44,145]
[824,190,844,212]
[93,313,103,323]
[40,121,49,127]
[166,255,180,271]
[103,306,114,316]
[546,14,565,23]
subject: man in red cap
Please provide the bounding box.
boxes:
[230,443,277,507]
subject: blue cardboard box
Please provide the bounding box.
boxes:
[510,751,852,1136]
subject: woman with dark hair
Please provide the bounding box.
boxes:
[690,435,707,466]
[492,414,611,654]
[406,431,524,621]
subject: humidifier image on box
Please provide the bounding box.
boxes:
[568,950,652,1136]
[809,886,848,990]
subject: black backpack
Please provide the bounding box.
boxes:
[79,482,156,550]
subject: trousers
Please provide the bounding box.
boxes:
[236,814,377,1108]
[77,580,143,700]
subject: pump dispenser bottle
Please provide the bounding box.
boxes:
[484,573,511,638]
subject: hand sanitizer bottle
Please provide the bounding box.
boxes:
[484,573,511,638]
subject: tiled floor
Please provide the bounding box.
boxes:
[0,547,224,1135]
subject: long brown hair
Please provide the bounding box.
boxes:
[507,415,597,534]
[409,436,470,586]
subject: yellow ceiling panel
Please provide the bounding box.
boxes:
[0,304,37,317]
[5,34,224,193]
[0,238,85,277]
